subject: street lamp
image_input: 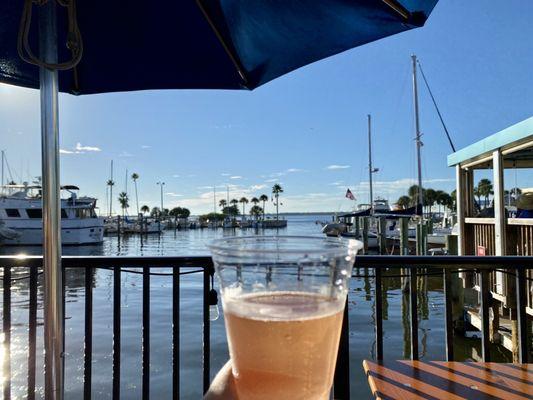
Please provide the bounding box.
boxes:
[157,181,165,214]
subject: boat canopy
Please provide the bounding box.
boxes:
[375,204,423,218]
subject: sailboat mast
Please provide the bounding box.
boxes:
[368,114,374,213]
[109,160,114,216]
[1,150,4,188]
[412,54,423,209]
[213,185,216,215]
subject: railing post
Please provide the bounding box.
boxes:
[409,267,418,360]
[142,266,150,398]
[3,266,11,400]
[480,269,491,362]
[84,267,93,400]
[113,266,121,399]
[172,267,180,400]
[203,262,213,394]
[28,266,38,400]
[334,297,350,400]
[375,267,383,360]
[443,268,454,361]
[516,268,529,363]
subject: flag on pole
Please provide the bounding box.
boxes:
[345,189,356,201]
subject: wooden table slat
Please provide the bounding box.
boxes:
[363,360,533,400]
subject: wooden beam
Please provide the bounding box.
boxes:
[456,165,466,256]
[493,150,506,256]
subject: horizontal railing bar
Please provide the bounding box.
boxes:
[0,255,531,269]
[354,255,533,269]
[0,256,214,268]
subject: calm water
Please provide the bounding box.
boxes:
[0,214,496,399]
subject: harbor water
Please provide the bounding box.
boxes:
[0,214,497,399]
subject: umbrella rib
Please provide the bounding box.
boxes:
[381,0,410,21]
[195,0,249,88]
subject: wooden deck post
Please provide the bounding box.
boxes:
[455,165,466,256]
[493,150,506,256]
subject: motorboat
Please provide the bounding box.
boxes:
[0,183,104,245]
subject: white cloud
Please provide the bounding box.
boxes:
[172,174,180,178]
[286,168,305,173]
[60,149,75,154]
[329,181,344,186]
[141,145,151,149]
[230,176,243,180]
[265,178,278,183]
[250,184,267,191]
[76,142,101,152]
[325,165,351,170]
[119,151,133,157]
[221,173,231,176]
[166,192,183,197]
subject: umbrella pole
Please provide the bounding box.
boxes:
[39,2,64,399]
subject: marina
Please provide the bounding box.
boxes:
[0,1,532,399]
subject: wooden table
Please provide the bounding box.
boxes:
[363,360,533,400]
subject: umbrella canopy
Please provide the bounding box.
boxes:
[0,1,439,398]
[1,0,438,94]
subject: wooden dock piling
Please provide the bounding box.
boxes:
[362,217,369,253]
[378,217,387,255]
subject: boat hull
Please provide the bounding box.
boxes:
[1,218,104,246]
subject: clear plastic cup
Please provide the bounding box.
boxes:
[209,236,363,400]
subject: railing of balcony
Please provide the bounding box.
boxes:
[0,255,531,400]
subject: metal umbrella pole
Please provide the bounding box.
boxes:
[39,2,64,399]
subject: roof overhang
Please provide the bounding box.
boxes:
[447,117,533,169]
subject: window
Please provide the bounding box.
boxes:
[61,209,68,219]
[5,209,20,217]
[26,209,42,219]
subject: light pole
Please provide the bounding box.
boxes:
[157,182,165,214]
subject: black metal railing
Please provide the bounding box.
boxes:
[0,255,532,400]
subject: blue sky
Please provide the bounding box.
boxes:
[1,0,532,215]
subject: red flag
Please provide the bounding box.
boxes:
[345,189,356,201]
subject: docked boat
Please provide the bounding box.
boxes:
[0,184,104,245]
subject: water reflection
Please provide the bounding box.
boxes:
[0,216,513,399]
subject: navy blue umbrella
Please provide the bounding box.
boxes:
[1,0,438,94]
[0,1,439,399]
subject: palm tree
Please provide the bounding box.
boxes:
[151,206,161,218]
[424,188,437,215]
[239,197,249,218]
[396,195,411,209]
[141,205,150,215]
[407,184,423,206]
[272,184,284,220]
[107,179,115,216]
[251,197,259,206]
[219,199,227,210]
[131,173,140,215]
[435,190,446,214]
[118,192,129,217]
[450,189,457,211]
[230,198,239,207]
[259,194,268,219]
[249,205,263,220]
[477,179,493,208]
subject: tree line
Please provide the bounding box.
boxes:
[201,184,284,221]
[396,184,455,214]
[108,173,190,219]
[396,179,522,214]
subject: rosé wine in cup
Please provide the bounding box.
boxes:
[209,236,362,400]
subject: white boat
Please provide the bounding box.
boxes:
[0,184,104,245]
